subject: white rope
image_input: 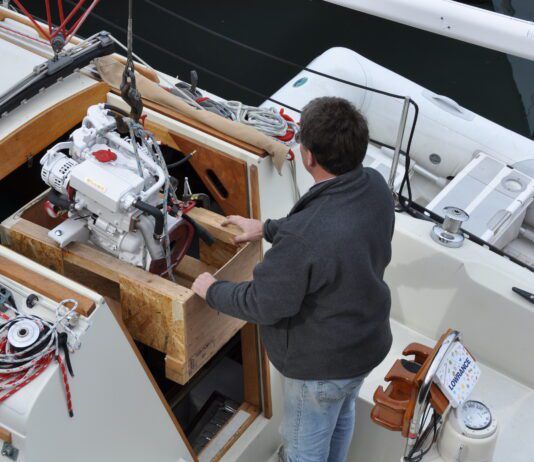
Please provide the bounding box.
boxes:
[0,299,78,391]
[221,101,297,139]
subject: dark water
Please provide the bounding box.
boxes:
[23,0,534,139]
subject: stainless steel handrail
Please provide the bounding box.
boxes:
[387,96,411,193]
[403,330,461,459]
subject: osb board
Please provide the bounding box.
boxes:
[4,219,64,273]
[1,216,191,355]
[168,241,261,383]
[120,274,187,358]
[0,81,109,180]
[147,120,250,217]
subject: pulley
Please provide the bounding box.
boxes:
[7,319,40,349]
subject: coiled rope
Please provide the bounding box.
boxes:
[0,298,79,417]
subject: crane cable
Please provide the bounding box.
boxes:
[119,0,175,281]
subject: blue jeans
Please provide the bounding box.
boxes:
[279,374,366,462]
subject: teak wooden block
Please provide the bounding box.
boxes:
[1,196,260,385]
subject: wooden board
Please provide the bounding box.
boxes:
[147,119,250,217]
[187,207,242,245]
[241,324,261,409]
[0,255,95,316]
[0,81,109,180]
[167,241,261,384]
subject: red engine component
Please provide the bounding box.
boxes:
[149,218,195,279]
[92,149,117,163]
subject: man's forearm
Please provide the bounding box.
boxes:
[206,280,263,324]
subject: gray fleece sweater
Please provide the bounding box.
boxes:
[206,166,395,380]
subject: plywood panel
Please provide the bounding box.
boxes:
[180,242,260,380]
[187,207,241,245]
[7,219,63,273]
[241,324,261,408]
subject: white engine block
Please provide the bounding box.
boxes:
[40,104,185,272]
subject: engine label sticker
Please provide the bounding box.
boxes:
[435,342,480,408]
[85,177,107,193]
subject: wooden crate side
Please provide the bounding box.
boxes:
[187,207,242,245]
[176,241,261,383]
[2,219,63,273]
[120,274,188,359]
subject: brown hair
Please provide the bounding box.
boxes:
[298,97,369,175]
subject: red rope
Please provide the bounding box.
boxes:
[57,355,74,417]
[0,352,54,404]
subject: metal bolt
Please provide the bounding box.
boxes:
[26,294,39,309]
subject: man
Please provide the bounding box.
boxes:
[192,97,395,462]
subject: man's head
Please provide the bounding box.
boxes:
[297,97,369,179]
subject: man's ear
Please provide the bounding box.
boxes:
[307,151,317,169]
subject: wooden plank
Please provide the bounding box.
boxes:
[175,255,217,281]
[250,164,261,221]
[208,402,260,462]
[260,339,273,419]
[199,239,237,269]
[188,207,241,245]
[0,256,95,316]
[142,99,268,158]
[147,120,250,217]
[247,164,273,418]
[0,426,12,444]
[6,219,63,273]
[0,82,109,180]
[241,324,261,408]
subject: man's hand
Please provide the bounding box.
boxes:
[222,215,263,245]
[192,272,217,300]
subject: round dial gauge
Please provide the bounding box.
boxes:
[461,400,492,430]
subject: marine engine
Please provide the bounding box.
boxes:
[40,104,195,277]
